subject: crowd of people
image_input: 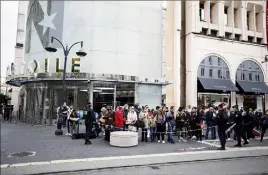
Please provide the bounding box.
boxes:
[57,102,268,150]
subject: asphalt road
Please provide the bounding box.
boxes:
[52,157,268,175]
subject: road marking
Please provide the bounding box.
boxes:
[1,146,268,169]
[197,140,227,149]
[205,139,234,142]
[178,146,207,152]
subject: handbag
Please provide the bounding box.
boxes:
[252,128,260,137]
[200,121,204,129]
[99,116,106,124]
[134,120,145,128]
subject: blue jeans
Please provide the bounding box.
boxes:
[167,122,174,143]
[206,123,215,139]
[150,127,156,141]
[115,127,123,131]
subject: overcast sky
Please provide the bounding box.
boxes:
[1,1,18,82]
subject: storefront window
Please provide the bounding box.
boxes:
[92,82,135,112]
[198,55,229,79]
[93,82,115,112]
[226,70,230,79]
[256,75,260,82]
[116,83,135,107]
[236,60,264,82]
[217,70,221,78]
[241,73,245,80]
[209,69,213,77]
[198,93,230,108]
[209,57,212,65]
[217,57,221,65]
[201,68,205,76]
[249,73,252,81]
[236,60,266,112]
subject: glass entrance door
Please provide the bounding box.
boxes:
[93,82,115,113]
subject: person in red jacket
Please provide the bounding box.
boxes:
[114,106,126,131]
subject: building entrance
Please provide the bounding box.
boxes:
[93,82,115,113]
[92,81,135,113]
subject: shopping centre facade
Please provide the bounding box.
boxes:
[6,1,168,124]
[6,0,268,124]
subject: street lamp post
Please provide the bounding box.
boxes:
[45,36,87,135]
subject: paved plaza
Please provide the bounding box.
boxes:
[1,123,209,165]
[1,123,268,168]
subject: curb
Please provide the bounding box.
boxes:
[2,146,268,175]
[37,155,268,175]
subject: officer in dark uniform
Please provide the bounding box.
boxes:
[61,103,69,128]
[215,103,228,150]
[85,102,95,145]
[233,105,249,147]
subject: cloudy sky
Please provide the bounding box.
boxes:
[1,1,18,82]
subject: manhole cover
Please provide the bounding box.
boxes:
[150,166,160,170]
[8,151,36,158]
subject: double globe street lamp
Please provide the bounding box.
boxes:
[45,36,87,135]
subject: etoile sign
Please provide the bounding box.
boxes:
[28,57,80,74]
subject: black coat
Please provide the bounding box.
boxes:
[243,114,253,126]
[175,112,186,128]
[234,111,243,126]
[85,108,95,126]
[206,111,214,124]
[216,109,228,130]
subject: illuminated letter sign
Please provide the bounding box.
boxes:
[45,58,49,73]
[56,58,64,73]
[72,58,80,73]
[44,58,81,73]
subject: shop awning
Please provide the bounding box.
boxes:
[236,81,268,93]
[198,77,238,91]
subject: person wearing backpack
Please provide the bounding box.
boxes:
[260,110,268,142]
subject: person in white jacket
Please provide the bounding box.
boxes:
[139,107,149,142]
[126,106,137,132]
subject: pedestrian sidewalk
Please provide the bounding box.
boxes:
[2,122,268,175]
[1,123,210,165]
[1,146,268,175]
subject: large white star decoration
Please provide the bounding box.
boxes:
[38,12,57,35]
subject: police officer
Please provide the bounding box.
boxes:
[85,102,95,145]
[215,103,228,150]
[233,105,248,147]
[61,102,69,128]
